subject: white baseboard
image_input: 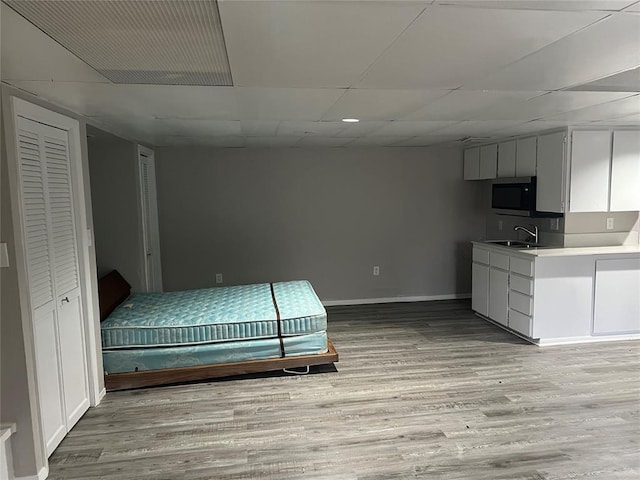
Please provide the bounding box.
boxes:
[98,387,107,402]
[537,333,640,346]
[322,293,471,307]
[16,466,48,480]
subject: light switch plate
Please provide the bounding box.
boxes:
[606,218,614,230]
[0,243,9,268]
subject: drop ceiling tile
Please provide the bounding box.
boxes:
[435,1,636,11]
[392,135,462,146]
[277,121,346,137]
[490,120,571,137]
[478,91,634,121]
[404,90,544,120]
[153,119,242,136]
[336,121,390,137]
[466,14,640,91]
[244,136,302,147]
[137,86,238,119]
[347,136,412,147]
[296,137,354,147]
[218,0,426,87]
[158,136,246,148]
[322,89,451,121]
[359,6,606,88]
[373,121,460,136]
[543,94,640,121]
[240,120,281,137]
[1,3,108,82]
[5,0,232,85]
[425,121,522,136]
[235,88,346,120]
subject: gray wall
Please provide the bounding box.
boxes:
[155,146,487,301]
[88,132,146,292]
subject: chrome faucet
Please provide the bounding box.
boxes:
[514,224,539,244]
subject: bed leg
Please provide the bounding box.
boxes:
[283,365,310,375]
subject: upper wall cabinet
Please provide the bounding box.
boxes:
[515,137,536,177]
[497,141,516,178]
[569,131,611,213]
[479,144,498,179]
[464,145,497,180]
[568,129,640,213]
[610,131,640,212]
[537,131,567,213]
[463,147,480,180]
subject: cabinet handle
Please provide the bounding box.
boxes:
[61,297,70,304]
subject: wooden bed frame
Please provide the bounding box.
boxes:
[105,339,338,391]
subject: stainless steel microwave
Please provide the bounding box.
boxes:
[492,177,536,216]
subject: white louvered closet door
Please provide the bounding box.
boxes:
[15,116,89,456]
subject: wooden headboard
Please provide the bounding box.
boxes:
[98,270,131,321]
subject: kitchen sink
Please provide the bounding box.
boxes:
[485,240,538,248]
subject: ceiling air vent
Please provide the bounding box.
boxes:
[460,136,492,144]
[5,0,233,86]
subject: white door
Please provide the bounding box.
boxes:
[569,131,611,213]
[138,146,163,292]
[15,116,90,456]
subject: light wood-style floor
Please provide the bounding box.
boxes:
[49,300,640,479]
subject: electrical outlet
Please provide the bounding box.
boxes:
[606,217,614,230]
[215,273,223,284]
[498,220,503,231]
[550,218,559,231]
[373,266,380,276]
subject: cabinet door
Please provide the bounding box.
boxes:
[536,131,567,213]
[472,262,489,317]
[497,141,516,178]
[569,131,611,212]
[610,130,640,212]
[479,144,498,179]
[464,147,480,180]
[463,148,480,180]
[489,268,509,326]
[516,137,536,177]
[593,258,640,335]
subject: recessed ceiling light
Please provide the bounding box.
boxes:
[342,118,360,123]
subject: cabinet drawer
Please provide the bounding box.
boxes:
[510,257,534,277]
[509,309,532,337]
[490,251,510,270]
[510,274,533,296]
[509,291,533,316]
[473,247,490,265]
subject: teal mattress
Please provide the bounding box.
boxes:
[103,331,327,374]
[101,281,326,349]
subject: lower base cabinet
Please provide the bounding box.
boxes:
[593,258,640,335]
[489,268,509,326]
[472,243,640,343]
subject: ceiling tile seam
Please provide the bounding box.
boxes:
[542,93,640,122]
[434,2,633,13]
[460,12,615,91]
[3,3,113,84]
[351,5,431,88]
[560,64,640,92]
[623,0,640,11]
[319,88,353,122]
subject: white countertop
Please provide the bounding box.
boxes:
[473,241,640,257]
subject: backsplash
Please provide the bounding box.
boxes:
[485,211,639,247]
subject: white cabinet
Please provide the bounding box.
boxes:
[479,144,498,179]
[497,141,516,178]
[516,136,536,177]
[593,258,640,335]
[610,130,640,211]
[569,131,611,213]
[489,268,509,326]
[463,147,480,180]
[536,131,567,213]
[472,262,489,317]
